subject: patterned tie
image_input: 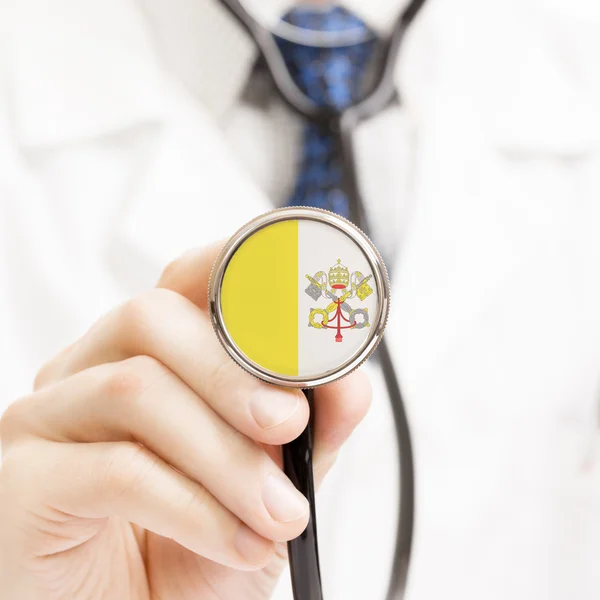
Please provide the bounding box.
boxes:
[276,6,375,218]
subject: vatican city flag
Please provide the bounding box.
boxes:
[220,218,379,379]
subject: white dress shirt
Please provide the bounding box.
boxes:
[2,1,600,598]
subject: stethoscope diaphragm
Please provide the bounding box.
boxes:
[208,207,390,388]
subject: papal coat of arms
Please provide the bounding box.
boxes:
[305,259,373,343]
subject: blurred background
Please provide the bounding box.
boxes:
[2,0,600,598]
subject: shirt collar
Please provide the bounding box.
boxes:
[9,0,410,149]
[245,0,409,34]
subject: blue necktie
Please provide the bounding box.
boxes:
[276,7,375,218]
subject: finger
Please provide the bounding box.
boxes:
[311,369,372,488]
[33,241,220,387]
[157,242,225,310]
[2,357,310,543]
[0,439,274,570]
[35,288,309,446]
[242,371,372,492]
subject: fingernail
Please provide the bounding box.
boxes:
[250,389,300,430]
[262,474,309,523]
[234,525,273,565]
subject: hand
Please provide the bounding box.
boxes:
[0,243,372,600]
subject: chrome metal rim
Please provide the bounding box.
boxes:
[208,207,390,388]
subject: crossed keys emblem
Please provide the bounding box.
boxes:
[305,259,374,343]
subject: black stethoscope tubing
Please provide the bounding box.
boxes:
[217,1,428,598]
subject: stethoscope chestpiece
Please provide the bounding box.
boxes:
[209,207,390,600]
[208,206,390,389]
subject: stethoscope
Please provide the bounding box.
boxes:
[211,2,429,599]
